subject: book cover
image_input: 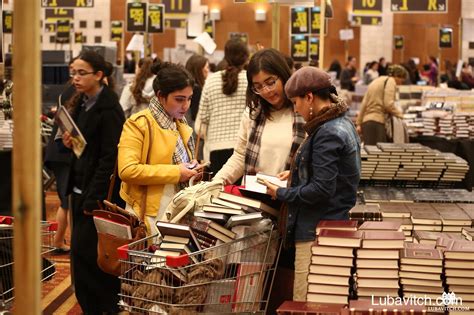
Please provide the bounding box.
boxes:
[93,216,132,239]
[232,263,268,312]
[311,255,354,267]
[410,209,442,225]
[315,220,358,234]
[317,229,363,248]
[311,244,354,258]
[356,258,399,269]
[225,212,263,228]
[194,211,229,223]
[400,248,443,267]
[219,191,280,217]
[156,221,202,251]
[307,274,350,286]
[307,283,349,296]
[361,231,405,249]
[203,280,235,313]
[201,204,246,216]
[359,221,402,231]
[445,240,474,260]
[56,105,87,158]
[306,293,348,305]
[308,264,352,277]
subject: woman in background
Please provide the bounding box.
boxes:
[120,57,156,117]
[185,54,209,129]
[195,39,249,174]
[61,50,125,314]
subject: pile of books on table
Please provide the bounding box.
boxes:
[360,143,469,182]
[361,187,474,203]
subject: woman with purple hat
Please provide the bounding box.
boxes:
[261,66,361,301]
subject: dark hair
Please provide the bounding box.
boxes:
[131,57,155,106]
[369,61,378,69]
[246,48,292,120]
[312,86,338,101]
[222,39,249,95]
[328,59,342,79]
[284,55,294,71]
[151,61,194,97]
[429,56,438,66]
[185,54,208,88]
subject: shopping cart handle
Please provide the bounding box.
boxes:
[117,244,130,260]
[48,221,58,231]
[0,216,13,225]
[166,254,190,267]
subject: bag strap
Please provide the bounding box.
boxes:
[194,122,202,162]
[106,159,118,202]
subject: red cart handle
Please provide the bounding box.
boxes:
[166,254,190,268]
[0,216,13,225]
[117,244,130,260]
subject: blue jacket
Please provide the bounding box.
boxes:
[276,116,361,242]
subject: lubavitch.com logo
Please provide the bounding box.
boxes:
[371,292,471,312]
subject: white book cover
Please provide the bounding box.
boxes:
[93,216,132,239]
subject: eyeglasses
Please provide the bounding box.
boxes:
[251,77,279,94]
[69,70,95,78]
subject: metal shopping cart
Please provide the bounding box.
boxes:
[118,225,281,314]
[0,216,57,313]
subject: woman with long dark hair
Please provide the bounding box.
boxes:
[61,50,125,314]
[185,54,209,128]
[213,48,306,184]
[195,39,249,174]
[120,57,156,117]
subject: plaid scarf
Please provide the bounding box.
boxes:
[245,106,306,175]
[149,97,195,189]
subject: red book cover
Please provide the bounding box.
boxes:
[359,221,402,231]
[363,230,405,240]
[318,229,363,239]
[317,220,358,229]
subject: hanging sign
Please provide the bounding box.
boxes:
[75,31,84,43]
[310,7,321,34]
[204,20,214,38]
[291,35,309,62]
[3,11,12,34]
[394,35,404,49]
[147,4,164,33]
[42,0,93,7]
[56,19,71,44]
[391,0,447,13]
[439,27,452,48]
[45,8,74,21]
[110,21,123,41]
[309,37,319,60]
[350,15,382,26]
[291,7,310,34]
[126,2,147,32]
[352,0,383,14]
[162,0,191,14]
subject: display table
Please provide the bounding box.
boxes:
[410,136,474,190]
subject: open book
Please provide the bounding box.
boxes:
[56,106,87,158]
[244,173,287,194]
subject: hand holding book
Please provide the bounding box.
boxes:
[257,178,279,200]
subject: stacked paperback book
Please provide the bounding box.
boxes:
[356,223,405,299]
[360,143,469,182]
[307,221,360,304]
[0,120,13,150]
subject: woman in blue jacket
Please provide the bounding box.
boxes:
[262,67,361,301]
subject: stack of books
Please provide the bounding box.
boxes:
[155,221,202,262]
[432,203,472,232]
[378,202,413,241]
[409,203,442,232]
[306,225,361,304]
[403,112,424,137]
[462,227,474,241]
[349,204,381,222]
[0,120,13,150]
[457,203,474,226]
[453,112,473,139]
[440,153,470,182]
[355,228,405,299]
[438,114,454,138]
[399,247,444,300]
[444,240,474,309]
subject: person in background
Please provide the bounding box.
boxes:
[427,56,439,86]
[356,65,408,145]
[124,52,136,74]
[378,57,388,76]
[363,61,379,85]
[327,59,342,80]
[120,57,156,118]
[213,48,305,185]
[441,60,467,90]
[340,56,359,91]
[118,62,199,235]
[61,50,125,314]
[195,39,249,174]
[261,66,360,301]
[405,59,421,84]
[185,54,210,129]
[461,62,474,89]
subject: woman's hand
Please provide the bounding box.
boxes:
[356,125,362,135]
[277,171,290,181]
[62,131,73,149]
[260,179,279,200]
[179,163,198,183]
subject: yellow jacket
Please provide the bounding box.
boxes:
[118,109,194,218]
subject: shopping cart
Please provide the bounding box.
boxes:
[0,216,57,313]
[118,225,281,314]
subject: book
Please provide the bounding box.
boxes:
[361,231,405,249]
[307,274,350,286]
[232,263,267,312]
[402,285,443,293]
[400,264,442,274]
[211,197,247,210]
[203,280,235,313]
[445,269,474,278]
[400,278,443,287]
[244,173,287,194]
[357,278,399,288]
[311,244,354,258]
[410,209,442,225]
[349,204,382,221]
[193,211,229,223]
[311,255,354,267]
[356,258,398,269]
[201,204,245,216]
[156,221,202,251]
[307,284,349,295]
[357,288,399,297]
[308,264,352,277]
[276,301,345,314]
[315,220,358,234]
[306,293,348,304]
[93,216,132,239]
[56,105,87,158]
[225,212,263,228]
[238,188,282,211]
[183,216,235,243]
[357,268,399,279]
[317,229,363,248]
[218,191,279,217]
[445,260,474,269]
[162,235,189,244]
[444,240,474,260]
[462,227,474,241]
[359,221,402,231]
[413,230,443,245]
[400,248,443,266]
[159,242,187,251]
[446,277,473,286]
[399,271,441,281]
[356,249,400,259]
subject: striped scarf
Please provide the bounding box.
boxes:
[244,106,306,175]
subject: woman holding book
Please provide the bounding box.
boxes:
[212,48,305,184]
[60,50,125,314]
[260,67,361,301]
[118,62,203,235]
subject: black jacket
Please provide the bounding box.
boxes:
[66,85,125,211]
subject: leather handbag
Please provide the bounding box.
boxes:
[93,117,153,276]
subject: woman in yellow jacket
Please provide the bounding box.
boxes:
[118,62,199,234]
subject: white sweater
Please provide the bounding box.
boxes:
[120,75,156,117]
[195,70,248,161]
[214,107,294,184]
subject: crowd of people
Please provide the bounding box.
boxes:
[43,41,474,313]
